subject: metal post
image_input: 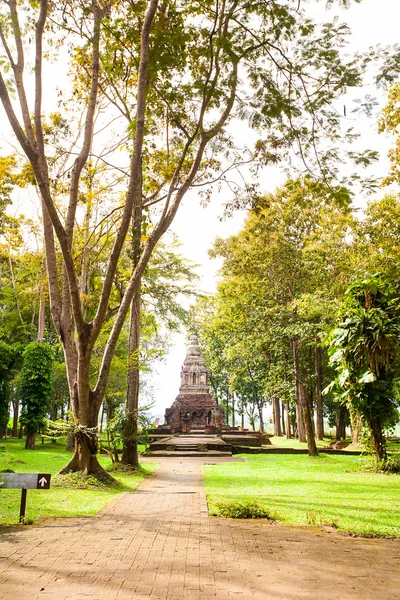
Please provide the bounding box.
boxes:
[19,489,27,524]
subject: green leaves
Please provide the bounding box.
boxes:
[326,274,400,458]
[20,342,54,437]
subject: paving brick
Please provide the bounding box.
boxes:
[1,456,400,599]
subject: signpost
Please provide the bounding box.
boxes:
[0,473,51,524]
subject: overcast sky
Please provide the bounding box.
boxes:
[150,0,400,419]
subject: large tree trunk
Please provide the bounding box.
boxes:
[369,416,386,461]
[122,285,141,468]
[285,400,291,439]
[350,411,362,446]
[336,404,347,440]
[315,346,324,440]
[291,337,306,442]
[25,431,36,450]
[273,397,282,436]
[60,385,106,475]
[299,384,318,456]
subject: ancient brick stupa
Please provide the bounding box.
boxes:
[164,335,225,433]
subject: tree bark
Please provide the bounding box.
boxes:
[315,346,324,440]
[299,383,318,456]
[285,400,291,439]
[60,389,106,475]
[121,285,141,468]
[25,430,36,450]
[273,397,281,436]
[99,402,105,434]
[257,401,264,433]
[281,399,286,436]
[12,400,19,437]
[350,411,362,446]
[369,415,386,461]
[336,404,347,440]
[291,337,306,442]
[232,393,235,427]
[37,254,46,342]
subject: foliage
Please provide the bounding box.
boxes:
[194,176,355,435]
[212,499,274,520]
[20,343,54,445]
[327,275,400,460]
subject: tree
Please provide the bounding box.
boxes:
[206,177,355,454]
[20,342,53,449]
[0,1,364,473]
[327,275,400,461]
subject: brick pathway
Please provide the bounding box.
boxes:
[0,456,400,600]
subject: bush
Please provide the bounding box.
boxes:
[20,342,53,449]
[212,499,274,519]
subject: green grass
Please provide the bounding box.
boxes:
[0,438,156,525]
[269,436,332,449]
[204,454,400,537]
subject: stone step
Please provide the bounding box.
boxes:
[149,450,232,457]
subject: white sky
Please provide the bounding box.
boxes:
[150,0,400,419]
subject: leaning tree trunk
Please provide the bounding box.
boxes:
[315,346,324,440]
[299,383,318,456]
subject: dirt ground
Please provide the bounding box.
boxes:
[0,456,399,600]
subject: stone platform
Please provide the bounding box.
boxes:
[148,435,232,456]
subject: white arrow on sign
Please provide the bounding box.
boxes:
[38,477,48,487]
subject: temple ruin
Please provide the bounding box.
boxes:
[164,335,225,433]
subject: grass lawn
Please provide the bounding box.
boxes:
[0,438,156,525]
[204,454,400,537]
[269,436,332,449]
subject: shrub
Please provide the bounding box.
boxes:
[213,499,274,519]
[20,342,53,449]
